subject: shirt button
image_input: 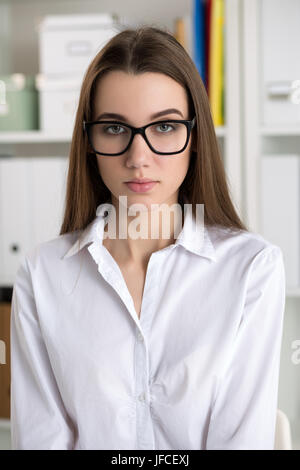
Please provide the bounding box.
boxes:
[137,332,144,342]
[138,392,146,402]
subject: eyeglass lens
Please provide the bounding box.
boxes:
[90,121,188,155]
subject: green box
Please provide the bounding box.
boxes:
[0,74,39,131]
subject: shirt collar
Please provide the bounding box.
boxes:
[62,203,217,262]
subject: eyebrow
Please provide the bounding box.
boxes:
[95,108,184,122]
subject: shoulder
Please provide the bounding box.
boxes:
[206,224,283,266]
[206,225,285,307]
[16,230,82,280]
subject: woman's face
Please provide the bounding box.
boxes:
[92,70,195,211]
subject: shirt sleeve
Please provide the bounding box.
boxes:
[10,256,75,450]
[206,245,286,450]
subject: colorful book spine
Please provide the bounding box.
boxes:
[173,0,225,125]
[208,0,224,126]
[205,0,212,92]
[193,0,206,85]
[174,18,186,51]
[173,14,193,58]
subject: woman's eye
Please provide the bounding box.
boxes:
[157,123,174,132]
[105,125,125,134]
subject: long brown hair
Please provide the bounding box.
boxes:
[60,25,248,235]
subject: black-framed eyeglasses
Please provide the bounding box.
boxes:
[83,116,196,156]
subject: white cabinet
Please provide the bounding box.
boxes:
[0,158,32,284]
[243,0,300,448]
[0,157,68,285]
[261,0,300,126]
[261,155,300,289]
[30,157,68,247]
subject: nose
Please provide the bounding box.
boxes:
[125,132,152,168]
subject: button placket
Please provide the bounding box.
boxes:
[133,255,165,450]
[137,331,144,342]
[134,319,155,448]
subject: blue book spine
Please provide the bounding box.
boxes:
[193,0,206,84]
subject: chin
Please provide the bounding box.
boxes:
[125,196,160,212]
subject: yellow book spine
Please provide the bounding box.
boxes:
[174,18,186,51]
[209,0,224,126]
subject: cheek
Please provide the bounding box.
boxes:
[160,152,191,185]
[96,158,119,186]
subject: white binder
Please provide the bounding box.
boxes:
[261,154,300,289]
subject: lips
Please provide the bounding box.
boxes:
[126,179,156,183]
[125,180,158,193]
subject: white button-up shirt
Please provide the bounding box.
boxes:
[10,204,286,450]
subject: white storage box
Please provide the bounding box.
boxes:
[38,13,119,77]
[36,74,82,133]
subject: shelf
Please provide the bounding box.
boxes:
[260,126,300,136]
[0,131,72,144]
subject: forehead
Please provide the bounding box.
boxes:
[93,71,189,117]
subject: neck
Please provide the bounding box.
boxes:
[102,197,184,268]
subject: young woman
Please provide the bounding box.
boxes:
[10,26,286,450]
